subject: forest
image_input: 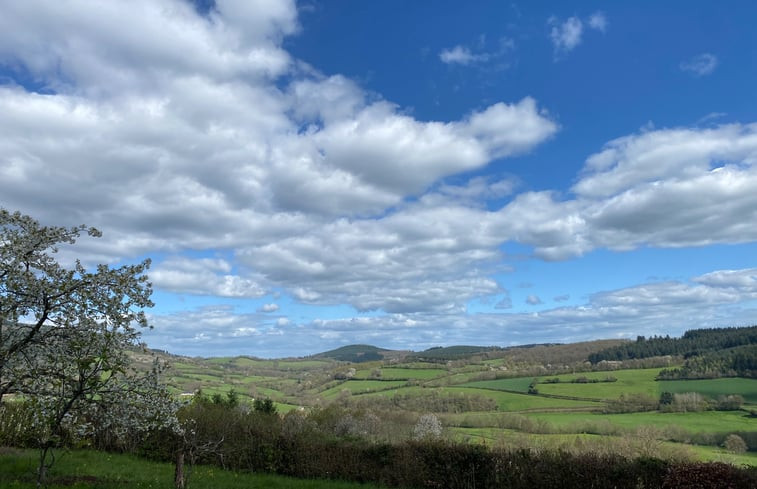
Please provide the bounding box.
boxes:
[588,326,757,379]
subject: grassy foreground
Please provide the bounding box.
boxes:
[0,447,386,489]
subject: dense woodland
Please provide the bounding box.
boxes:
[588,326,757,378]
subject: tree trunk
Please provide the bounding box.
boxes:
[37,445,52,489]
[174,451,186,489]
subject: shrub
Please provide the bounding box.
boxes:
[715,395,744,411]
[723,434,748,454]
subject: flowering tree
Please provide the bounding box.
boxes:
[0,209,177,486]
[413,413,443,440]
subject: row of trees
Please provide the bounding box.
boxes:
[0,209,178,486]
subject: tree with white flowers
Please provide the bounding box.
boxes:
[0,208,177,487]
[413,413,443,440]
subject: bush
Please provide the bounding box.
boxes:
[0,401,37,448]
[715,395,744,411]
[723,434,748,454]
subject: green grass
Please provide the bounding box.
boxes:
[275,402,302,414]
[346,385,598,412]
[0,448,386,489]
[375,367,448,380]
[320,380,407,398]
[659,378,757,404]
[685,443,757,466]
[183,373,226,382]
[442,387,600,411]
[275,360,332,369]
[353,367,448,380]
[535,368,663,400]
[464,376,536,393]
[448,428,757,466]
[254,386,286,398]
[525,410,756,434]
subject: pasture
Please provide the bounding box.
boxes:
[659,378,757,404]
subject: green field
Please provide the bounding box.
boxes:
[449,428,757,466]
[443,387,600,411]
[659,378,757,404]
[0,449,385,489]
[524,410,756,434]
[534,368,663,400]
[464,376,536,393]
[319,380,407,398]
[354,367,448,380]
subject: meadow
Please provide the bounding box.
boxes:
[0,448,386,489]
[659,378,757,403]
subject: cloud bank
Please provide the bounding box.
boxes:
[1,1,755,356]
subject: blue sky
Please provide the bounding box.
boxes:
[2,1,757,357]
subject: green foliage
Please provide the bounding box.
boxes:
[658,344,757,380]
[253,397,277,414]
[659,391,674,406]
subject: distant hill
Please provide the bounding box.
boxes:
[312,343,586,363]
[409,345,504,361]
[313,344,395,363]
